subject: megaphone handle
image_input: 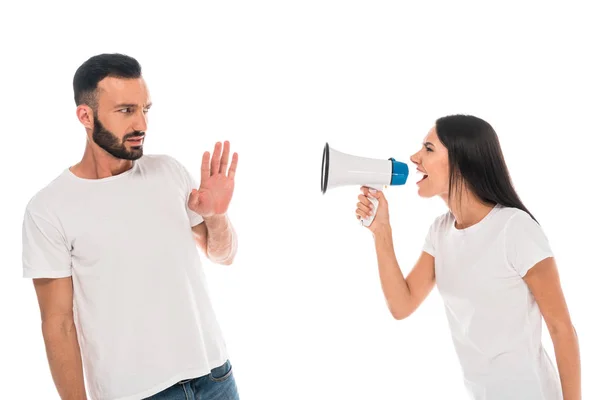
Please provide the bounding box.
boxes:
[361,184,384,227]
[361,197,379,227]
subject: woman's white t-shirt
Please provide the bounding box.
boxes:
[423,205,562,400]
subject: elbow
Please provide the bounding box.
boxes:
[389,305,412,321]
[220,256,235,266]
[209,249,237,266]
[208,231,237,266]
[208,255,234,265]
[224,249,238,265]
[391,310,411,320]
[220,237,238,266]
[391,311,407,320]
[548,321,578,338]
[41,316,76,339]
[387,296,413,320]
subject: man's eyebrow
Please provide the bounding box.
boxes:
[114,103,136,109]
[113,102,152,109]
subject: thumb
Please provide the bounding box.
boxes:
[188,188,200,205]
[369,188,382,199]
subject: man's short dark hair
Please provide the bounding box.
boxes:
[73,53,142,110]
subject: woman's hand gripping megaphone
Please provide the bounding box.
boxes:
[356,185,390,232]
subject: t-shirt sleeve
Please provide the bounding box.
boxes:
[170,157,205,227]
[422,218,437,257]
[22,209,72,279]
[505,211,553,277]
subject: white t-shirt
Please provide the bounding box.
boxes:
[22,154,229,400]
[423,204,562,400]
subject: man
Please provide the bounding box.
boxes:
[21,53,240,400]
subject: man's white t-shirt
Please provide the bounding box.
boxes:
[423,204,562,400]
[22,154,229,400]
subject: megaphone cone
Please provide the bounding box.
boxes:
[321,142,409,227]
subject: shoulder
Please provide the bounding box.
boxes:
[25,170,72,217]
[23,170,76,237]
[496,207,553,275]
[429,210,454,232]
[138,154,197,192]
[496,206,550,248]
[138,153,189,177]
[139,153,181,169]
[495,206,539,230]
[423,211,453,245]
[421,211,452,255]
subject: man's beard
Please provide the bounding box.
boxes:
[92,116,145,161]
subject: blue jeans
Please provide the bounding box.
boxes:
[145,360,239,400]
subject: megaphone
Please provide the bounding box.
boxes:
[321,142,409,227]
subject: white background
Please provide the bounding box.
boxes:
[1,1,598,399]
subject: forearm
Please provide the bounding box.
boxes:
[551,326,581,400]
[204,214,237,264]
[41,320,87,400]
[372,225,411,319]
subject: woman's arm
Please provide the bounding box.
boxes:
[373,224,436,319]
[356,187,436,319]
[523,257,581,400]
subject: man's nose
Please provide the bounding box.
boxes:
[132,110,147,132]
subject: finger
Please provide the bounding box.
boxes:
[365,187,380,199]
[219,140,230,174]
[357,194,373,207]
[374,190,386,201]
[356,202,372,215]
[355,208,370,219]
[227,152,238,179]
[210,142,222,175]
[200,151,210,184]
[360,186,370,196]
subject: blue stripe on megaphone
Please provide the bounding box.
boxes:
[389,158,409,185]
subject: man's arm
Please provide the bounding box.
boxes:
[33,277,87,400]
[192,214,237,265]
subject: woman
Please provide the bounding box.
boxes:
[355,115,580,400]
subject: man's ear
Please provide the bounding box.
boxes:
[76,105,94,130]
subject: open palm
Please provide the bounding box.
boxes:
[188,141,238,218]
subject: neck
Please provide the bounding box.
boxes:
[70,140,134,179]
[442,190,495,229]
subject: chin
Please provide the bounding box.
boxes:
[128,148,144,160]
[416,185,443,199]
[417,191,435,199]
